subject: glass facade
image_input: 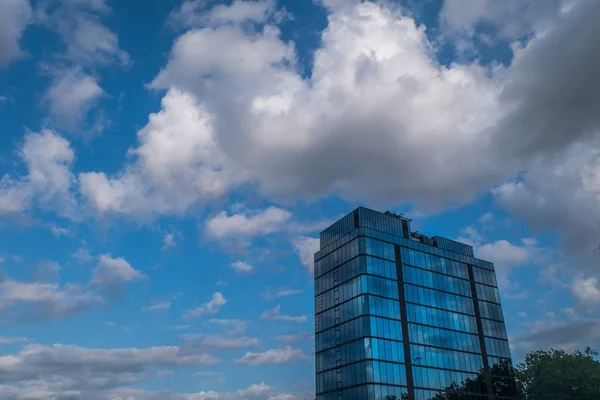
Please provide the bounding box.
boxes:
[315,207,517,400]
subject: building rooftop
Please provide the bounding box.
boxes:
[319,206,474,258]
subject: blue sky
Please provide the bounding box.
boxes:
[1,0,599,398]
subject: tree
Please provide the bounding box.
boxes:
[515,347,600,400]
[385,394,408,400]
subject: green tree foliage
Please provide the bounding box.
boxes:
[384,394,408,400]
[515,347,600,400]
[385,360,515,400]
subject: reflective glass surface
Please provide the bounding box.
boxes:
[315,208,516,400]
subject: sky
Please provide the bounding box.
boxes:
[0,0,599,398]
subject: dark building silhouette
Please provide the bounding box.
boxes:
[314,207,517,400]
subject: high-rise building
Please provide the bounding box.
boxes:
[314,207,517,400]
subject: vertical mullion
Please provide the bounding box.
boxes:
[395,245,414,399]
[468,264,495,399]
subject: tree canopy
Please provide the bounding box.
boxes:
[515,347,600,400]
[382,348,600,399]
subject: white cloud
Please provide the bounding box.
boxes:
[181,334,260,350]
[204,207,327,252]
[571,277,600,307]
[476,238,542,285]
[143,300,172,312]
[72,248,93,263]
[192,371,225,384]
[162,232,179,250]
[0,130,77,218]
[234,346,308,365]
[36,0,129,67]
[205,292,227,313]
[209,318,247,335]
[260,305,307,323]
[149,3,506,211]
[0,336,28,345]
[179,317,258,352]
[32,260,61,281]
[511,313,600,357]
[42,67,105,134]
[292,236,320,273]
[0,381,303,400]
[230,260,255,273]
[478,212,495,224]
[79,89,243,220]
[456,223,545,296]
[0,252,144,324]
[74,0,593,224]
[0,0,32,66]
[205,207,292,240]
[91,255,144,287]
[262,287,302,300]
[171,0,279,28]
[439,0,563,40]
[494,140,600,300]
[0,343,219,397]
[183,292,227,318]
[49,224,70,237]
[0,279,103,323]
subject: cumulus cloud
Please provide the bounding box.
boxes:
[439,0,563,39]
[49,224,70,237]
[32,260,61,281]
[456,221,548,298]
[494,140,600,305]
[0,381,306,400]
[162,230,182,251]
[183,292,227,318]
[148,2,507,210]
[205,207,292,240]
[179,333,260,350]
[204,207,327,252]
[178,316,259,353]
[0,253,142,324]
[35,0,129,66]
[162,233,176,249]
[234,346,308,365]
[209,318,247,335]
[476,238,544,287]
[0,130,77,218]
[79,89,243,220]
[91,254,145,288]
[260,305,307,323]
[72,248,93,263]
[0,343,221,399]
[171,0,281,28]
[511,312,600,357]
[292,236,320,273]
[42,67,105,134]
[73,0,598,224]
[230,260,255,273]
[0,278,103,323]
[571,277,600,308]
[0,0,31,66]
